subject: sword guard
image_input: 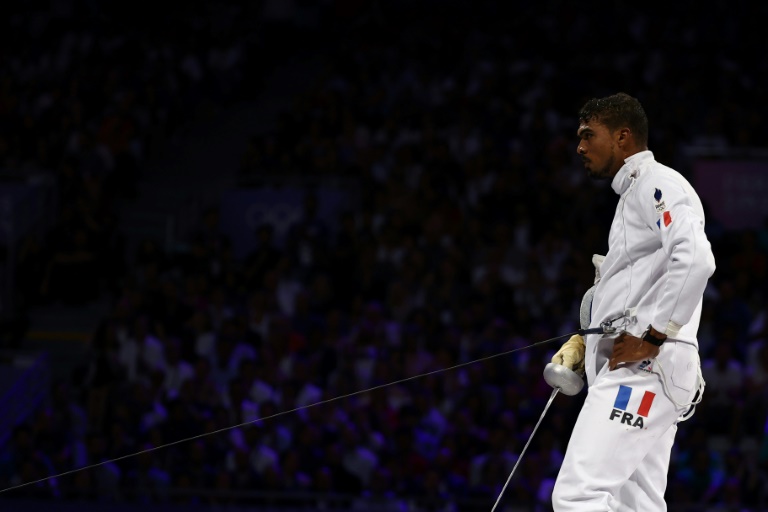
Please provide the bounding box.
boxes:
[543,363,585,396]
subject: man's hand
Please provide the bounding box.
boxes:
[609,332,661,370]
[552,334,586,372]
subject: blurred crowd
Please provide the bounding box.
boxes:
[2,0,269,311]
[3,1,768,511]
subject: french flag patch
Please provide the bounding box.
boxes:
[614,385,656,417]
[663,211,672,227]
[610,385,656,428]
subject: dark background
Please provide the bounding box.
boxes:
[0,1,767,511]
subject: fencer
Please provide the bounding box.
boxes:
[549,93,716,511]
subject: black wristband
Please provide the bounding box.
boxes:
[642,325,665,347]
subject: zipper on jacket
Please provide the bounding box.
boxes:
[619,174,638,313]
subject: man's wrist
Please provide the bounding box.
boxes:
[642,324,667,346]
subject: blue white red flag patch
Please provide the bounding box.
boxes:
[609,385,656,427]
[614,385,656,417]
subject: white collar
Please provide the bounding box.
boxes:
[611,150,654,195]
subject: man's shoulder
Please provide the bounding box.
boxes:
[636,160,690,195]
[639,157,681,179]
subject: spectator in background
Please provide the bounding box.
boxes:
[124,444,171,504]
[244,224,283,291]
[713,281,753,353]
[701,338,745,438]
[162,338,194,398]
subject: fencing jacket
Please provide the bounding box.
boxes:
[589,150,716,349]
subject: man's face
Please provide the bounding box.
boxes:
[576,119,620,180]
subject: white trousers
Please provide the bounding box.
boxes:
[552,338,700,511]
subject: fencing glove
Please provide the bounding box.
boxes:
[551,334,586,373]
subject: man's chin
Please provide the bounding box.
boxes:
[587,169,608,181]
[586,167,608,180]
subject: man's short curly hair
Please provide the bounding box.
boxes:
[578,93,648,147]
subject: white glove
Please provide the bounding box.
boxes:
[592,254,605,284]
[551,334,586,372]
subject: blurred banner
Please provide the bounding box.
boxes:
[219,186,351,259]
[694,160,768,230]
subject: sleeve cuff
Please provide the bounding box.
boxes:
[663,321,683,338]
[592,254,605,284]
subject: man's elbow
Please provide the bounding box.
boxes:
[697,242,716,279]
[705,253,716,278]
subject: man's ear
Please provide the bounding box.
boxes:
[616,127,632,148]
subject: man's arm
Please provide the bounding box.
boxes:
[640,176,716,337]
[609,175,716,370]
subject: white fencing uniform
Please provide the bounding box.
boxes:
[552,150,716,511]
